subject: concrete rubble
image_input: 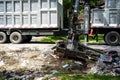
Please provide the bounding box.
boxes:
[90,50,120,76]
[0,46,84,79]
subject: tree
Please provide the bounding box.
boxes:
[63,0,105,27]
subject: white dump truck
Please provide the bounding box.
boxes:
[91,0,120,45]
[0,0,64,43]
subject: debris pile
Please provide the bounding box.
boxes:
[53,41,120,76]
[0,45,120,79]
[0,70,43,80]
[0,47,93,79]
[90,50,120,75]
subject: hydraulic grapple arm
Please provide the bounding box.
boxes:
[53,0,102,66]
[67,0,90,51]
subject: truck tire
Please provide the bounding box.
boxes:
[10,32,23,44]
[105,31,120,46]
[0,32,8,43]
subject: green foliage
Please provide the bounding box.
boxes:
[63,0,71,6]
[63,0,105,11]
[90,0,104,8]
[63,0,104,27]
[79,9,84,14]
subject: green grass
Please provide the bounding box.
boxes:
[53,73,120,80]
[40,35,104,44]
[40,36,67,43]
[0,72,5,80]
[80,34,104,43]
[1,73,119,80]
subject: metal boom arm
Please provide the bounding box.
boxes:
[54,0,102,66]
[67,0,90,50]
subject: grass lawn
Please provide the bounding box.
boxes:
[1,73,120,80]
[52,73,120,80]
[80,34,104,43]
[39,34,104,44]
[40,36,67,43]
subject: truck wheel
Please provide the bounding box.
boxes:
[105,31,120,46]
[0,32,8,43]
[10,32,23,44]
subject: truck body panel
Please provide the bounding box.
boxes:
[0,0,63,29]
[92,0,120,29]
[91,9,120,29]
[90,0,120,45]
[105,0,120,9]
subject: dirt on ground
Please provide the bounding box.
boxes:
[0,43,90,79]
[0,37,120,79]
[0,37,87,79]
